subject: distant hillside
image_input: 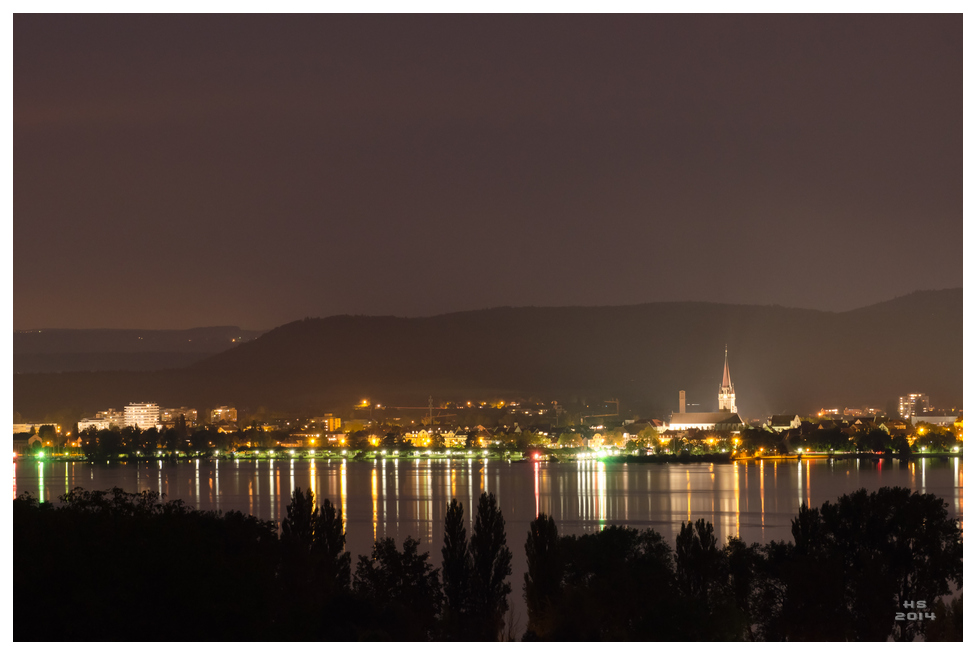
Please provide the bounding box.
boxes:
[13,289,961,421]
[13,327,265,373]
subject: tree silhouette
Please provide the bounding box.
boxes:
[926,594,963,641]
[354,536,443,640]
[675,518,721,599]
[315,497,351,592]
[275,488,352,638]
[440,499,473,639]
[755,487,962,641]
[469,492,513,640]
[14,483,960,642]
[523,513,561,639]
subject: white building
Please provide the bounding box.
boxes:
[124,403,161,430]
[910,415,959,428]
[76,408,125,432]
[765,414,802,432]
[78,418,113,431]
[668,412,744,431]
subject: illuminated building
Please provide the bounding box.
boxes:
[312,414,342,432]
[12,423,61,434]
[124,403,161,430]
[401,428,466,448]
[668,412,744,431]
[898,393,932,418]
[211,406,238,424]
[77,418,112,431]
[765,415,802,432]
[96,409,124,425]
[161,407,198,426]
[909,414,960,428]
[77,408,125,432]
[441,431,467,447]
[403,429,433,447]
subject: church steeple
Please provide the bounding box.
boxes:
[722,345,731,388]
[719,345,737,413]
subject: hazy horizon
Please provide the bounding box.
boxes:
[13,286,961,332]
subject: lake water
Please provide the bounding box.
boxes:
[13,456,963,634]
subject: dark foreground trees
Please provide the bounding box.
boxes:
[754,486,963,641]
[14,485,960,641]
[14,487,280,641]
[13,487,514,641]
[523,486,962,641]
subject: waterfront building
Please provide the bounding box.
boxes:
[124,403,161,430]
[401,428,466,448]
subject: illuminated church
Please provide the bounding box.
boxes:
[668,347,743,431]
[718,346,737,413]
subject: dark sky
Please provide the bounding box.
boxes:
[14,14,961,330]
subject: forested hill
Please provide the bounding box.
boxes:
[13,326,265,373]
[13,289,961,420]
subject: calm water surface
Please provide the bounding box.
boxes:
[14,456,963,631]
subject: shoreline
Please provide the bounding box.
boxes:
[13,450,963,464]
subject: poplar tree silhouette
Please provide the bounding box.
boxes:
[523,513,561,639]
[440,499,473,638]
[469,492,513,640]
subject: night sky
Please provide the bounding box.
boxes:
[14,14,961,330]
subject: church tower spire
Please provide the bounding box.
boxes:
[719,345,737,413]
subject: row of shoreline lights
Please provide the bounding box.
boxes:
[229,449,498,458]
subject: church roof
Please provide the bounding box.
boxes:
[669,412,743,425]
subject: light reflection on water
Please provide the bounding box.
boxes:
[16,458,962,543]
[13,456,963,623]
